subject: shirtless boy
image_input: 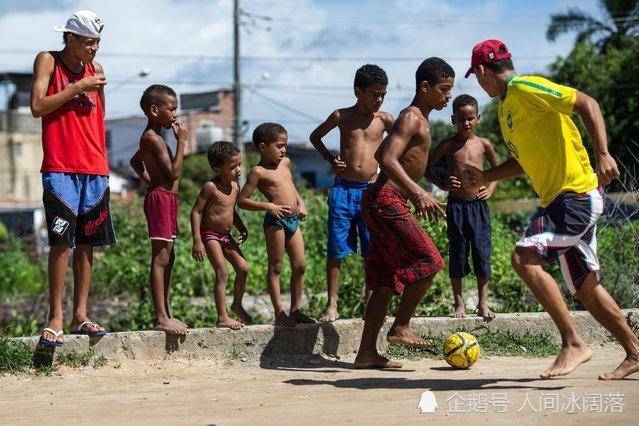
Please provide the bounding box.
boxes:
[354,58,453,369]
[426,94,498,319]
[310,64,394,322]
[130,84,188,335]
[237,123,315,328]
[191,141,251,330]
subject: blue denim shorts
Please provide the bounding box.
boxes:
[326,176,371,259]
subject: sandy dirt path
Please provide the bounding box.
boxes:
[1,347,637,425]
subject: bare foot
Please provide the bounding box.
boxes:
[320,305,339,323]
[274,312,296,329]
[231,303,253,325]
[477,305,496,319]
[216,316,244,330]
[171,317,189,328]
[599,352,639,380]
[153,318,186,335]
[540,344,592,379]
[41,318,64,345]
[451,304,466,318]
[290,309,316,324]
[354,352,402,369]
[71,318,106,334]
[387,326,432,347]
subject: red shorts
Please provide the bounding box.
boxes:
[362,184,445,294]
[200,229,235,247]
[144,187,178,241]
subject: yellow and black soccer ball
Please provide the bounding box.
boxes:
[443,332,480,369]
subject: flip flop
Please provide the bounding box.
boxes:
[71,321,108,336]
[39,328,64,347]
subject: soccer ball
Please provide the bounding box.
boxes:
[443,332,480,369]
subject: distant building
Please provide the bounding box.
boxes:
[106,89,235,170]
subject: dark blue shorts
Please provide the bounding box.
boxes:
[327,177,371,259]
[446,197,492,279]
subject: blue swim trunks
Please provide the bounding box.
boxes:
[263,212,300,238]
[446,197,492,279]
[327,176,371,260]
[42,172,116,247]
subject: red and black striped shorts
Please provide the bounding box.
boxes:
[362,184,445,294]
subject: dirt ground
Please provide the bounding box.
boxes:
[1,347,637,425]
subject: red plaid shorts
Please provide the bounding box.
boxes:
[362,184,445,294]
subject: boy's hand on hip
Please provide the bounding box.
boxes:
[267,203,292,219]
[331,155,347,173]
[477,186,492,200]
[596,153,620,186]
[192,241,205,262]
[448,175,462,191]
[298,207,308,221]
[172,122,188,142]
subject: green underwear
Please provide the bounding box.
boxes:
[263,212,300,237]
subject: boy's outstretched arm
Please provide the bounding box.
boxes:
[233,210,248,244]
[309,110,346,173]
[477,140,500,200]
[379,111,445,219]
[237,168,292,218]
[130,150,150,183]
[463,157,524,188]
[190,183,213,262]
[574,91,619,186]
[425,140,452,191]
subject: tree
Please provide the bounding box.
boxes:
[546,0,639,51]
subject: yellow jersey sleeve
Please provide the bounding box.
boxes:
[511,76,577,115]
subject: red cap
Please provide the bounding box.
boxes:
[465,39,511,78]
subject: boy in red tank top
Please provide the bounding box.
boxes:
[130,85,188,335]
[31,10,113,347]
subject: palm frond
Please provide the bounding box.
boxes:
[546,8,614,42]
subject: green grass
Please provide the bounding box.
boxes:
[0,334,111,375]
[0,335,34,374]
[386,328,561,360]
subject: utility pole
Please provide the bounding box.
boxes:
[233,0,244,185]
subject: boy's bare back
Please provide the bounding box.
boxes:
[252,157,300,214]
[333,107,393,181]
[138,128,179,193]
[199,179,240,234]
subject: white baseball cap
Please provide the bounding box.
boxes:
[53,10,104,38]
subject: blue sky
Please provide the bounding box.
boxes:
[0,0,602,147]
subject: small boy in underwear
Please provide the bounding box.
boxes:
[237,122,315,328]
[190,141,252,329]
[426,94,499,319]
[130,84,188,335]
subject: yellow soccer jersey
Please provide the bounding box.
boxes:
[498,74,598,207]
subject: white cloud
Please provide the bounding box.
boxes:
[0,0,601,147]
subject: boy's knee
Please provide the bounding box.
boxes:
[292,261,306,276]
[269,261,283,275]
[511,247,540,271]
[215,267,229,283]
[236,262,249,278]
[153,250,171,267]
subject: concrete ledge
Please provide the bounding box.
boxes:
[19,310,639,362]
